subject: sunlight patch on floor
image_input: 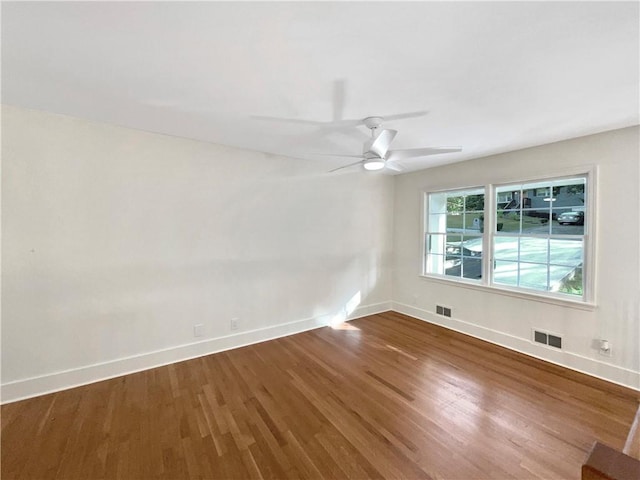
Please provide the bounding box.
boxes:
[331,322,360,331]
[330,291,361,329]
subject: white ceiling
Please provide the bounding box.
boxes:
[2,1,639,173]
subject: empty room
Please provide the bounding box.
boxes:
[1,2,639,479]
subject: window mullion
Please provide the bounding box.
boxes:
[484,183,495,287]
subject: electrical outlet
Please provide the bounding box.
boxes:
[598,339,613,357]
[231,318,239,331]
[193,324,204,337]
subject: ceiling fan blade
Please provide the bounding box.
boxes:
[329,160,363,173]
[253,109,428,129]
[385,162,404,172]
[387,146,462,162]
[250,115,326,126]
[318,153,363,159]
[380,110,429,122]
[369,129,397,158]
[252,114,368,134]
[329,112,427,128]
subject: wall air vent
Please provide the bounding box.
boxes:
[534,331,548,345]
[533,329,562,349]
[548,334,562,349]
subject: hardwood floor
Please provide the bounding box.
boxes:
[2,312,639,479]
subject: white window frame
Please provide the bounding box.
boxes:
[421,166,597,310]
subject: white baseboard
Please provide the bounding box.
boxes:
[0,301,392,404]
[4,300,637,403]
[392,301,640,392]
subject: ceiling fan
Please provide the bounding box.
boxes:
[326,116,462,173]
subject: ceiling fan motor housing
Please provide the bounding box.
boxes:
[363,116,384,130]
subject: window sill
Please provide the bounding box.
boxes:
[418,274,597,311]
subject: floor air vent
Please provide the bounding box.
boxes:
[533,329,562,349]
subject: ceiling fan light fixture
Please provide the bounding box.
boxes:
[363,158,385,171]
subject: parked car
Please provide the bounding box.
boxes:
[557,211,584,225]
[446,244,481,258]
[445,244,482,279]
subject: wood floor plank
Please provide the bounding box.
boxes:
[3,312,639,479]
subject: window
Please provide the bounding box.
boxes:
[423,173,591,303]
[424,188,485,281]
[494,176,586,298]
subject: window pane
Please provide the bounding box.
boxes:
[461,253,483,279]
[447,196,464,213]
[521,209,551,234]
[429,189,486,235]
[553,266,583,296]
[425,233,446,275]
[551,179,586,210]
[428,213,446,233]
[549,265,579,293]
[427,233,445,256]
[462,236,483,253]
[429,192,447,214]
[440,234,484,281]
[549,239,583,266]
[497,184,524,233]
[552,209,585,235]
[464,213,484,232]
[465,194,485,212]
[446,213,464,232]
[497,191,514,205]
[494,260,519,287]
[426,254,445,275]
[445,243,461,259]
[519,237,548,264]
[496,211,520,233]
[496,185,520,204]
[445,257,462,277]
[494,236,519,261]
[518,262,549,291]
[444,236,461,278]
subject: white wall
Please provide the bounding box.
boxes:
[2,105,638,402]
[1,105,394,401]
[392,126,640,390]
